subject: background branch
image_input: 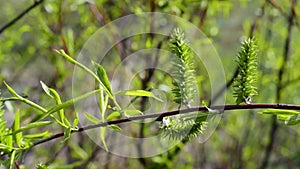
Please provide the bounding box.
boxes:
[259,1,296,168]
[0,0,44,34]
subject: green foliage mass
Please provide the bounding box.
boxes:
[1,1,300,169]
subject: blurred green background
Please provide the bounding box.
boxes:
[1,0,300,168]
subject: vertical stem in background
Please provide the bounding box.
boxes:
[259,1,296,169]
[137,1,157,166]
[198,3,208,30]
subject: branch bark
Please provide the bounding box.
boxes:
[31,103,300,148]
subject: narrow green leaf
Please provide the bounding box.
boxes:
[55,50,115,101]
[115,90,163,102]
[108,124,121,131]
[93,62,113,95]
[6,134,13,152]
[84,113,101,124]
[38,89,100,121]
[276,115,290,121]
[3,81,21,98]
[106,111,121,121]
[123,109,143,117]
[13,110,22,147]
[48,88,70,126]
[115,90,153,97]
[73,112,79,127]
[69,141,88,160]
[100,127,108,151]
[40,81,53,98]
[9,150,16,169]
[63,127,72,142]
[23,131,51,139]
[8,121,53,135]
[4,82,47,113]
[285,115,300,125]
[259,109,300,116]
[0,143,12,150]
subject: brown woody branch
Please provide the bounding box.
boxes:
[31,103,300,148]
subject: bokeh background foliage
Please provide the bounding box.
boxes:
[1,0,300,168]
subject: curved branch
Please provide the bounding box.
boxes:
[31,103,300,148]
[0,0,44,34]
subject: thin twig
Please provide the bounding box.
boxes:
[0,0,44,34]
[30,103,300,148]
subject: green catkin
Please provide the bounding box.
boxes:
[169,28,197,108]
[233,38,258,105]
[161,28,206,141]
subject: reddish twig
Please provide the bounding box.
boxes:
[31,103,300,148]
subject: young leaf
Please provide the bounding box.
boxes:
[106,111,121,121]
[8,121,53,135]
[93,62,113,95]
[115,90,163,102]
[3,81,21,98]
[40,81,53,98]
[63,127,72,142]
[108,124,121,131]
[259,109,300,116]
[38,89,100,121]
[13,110,22,147]
[123,109,143,117]
[73,112,79,127]
[35,163,49,169]
[84,112,101,124]
[4,82,47,113]
[100,127,108,152]
[23,131,51,139]
[9,150,16,169]
[285,115,300,125]
[55,50,114,100]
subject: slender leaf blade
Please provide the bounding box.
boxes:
[84,113,101,124]
[9,121,53,135]
[40,81,53,98]
[108,124,121,131]
[13,110,22,147]
[93,62,113,95]
[106,111,121,121]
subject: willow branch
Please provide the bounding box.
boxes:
[31,103,300,148]
[0,0,44,34]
